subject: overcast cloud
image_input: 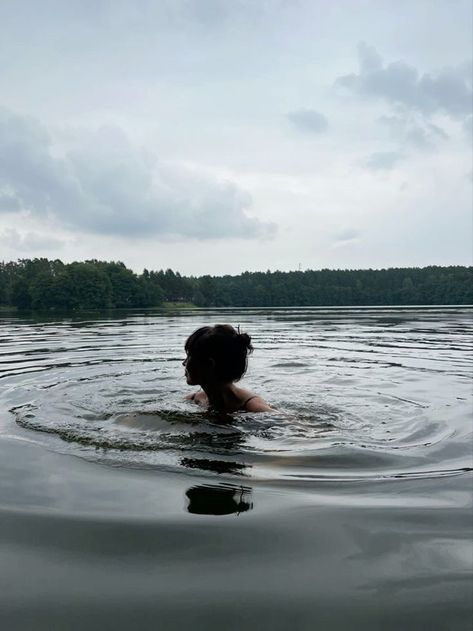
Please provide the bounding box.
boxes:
[0,108,273,239]
[0,0,471,274]
[337,42,472,119]
[0,228,66,252]
[287,109,329,134]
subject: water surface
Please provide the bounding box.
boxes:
[1,307,472,630]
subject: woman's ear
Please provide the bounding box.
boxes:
[205,357,216,373]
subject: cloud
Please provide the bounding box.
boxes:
[0,108,276,240]
[332,228,360,244]
[464,115,473,142]
[287,109,329,134]
[365,151,403,171]
[379,114,448,151]
[0,228,65,252]
[337,43,472,119]
[0,193,22,212]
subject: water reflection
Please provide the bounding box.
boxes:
[1,307,472,630]
[181,457,249,475]
[185,484,253,516]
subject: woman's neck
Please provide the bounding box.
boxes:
[200,381,238,411]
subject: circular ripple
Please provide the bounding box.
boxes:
[11,363,472,482]
[4,309,473,482]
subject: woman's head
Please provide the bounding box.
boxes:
[184,324,253,385]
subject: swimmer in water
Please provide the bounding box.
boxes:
[183,324,272,413]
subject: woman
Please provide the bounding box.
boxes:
[183,324,272,413]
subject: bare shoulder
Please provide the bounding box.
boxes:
[185,390,208,406]
[244,395,273,412]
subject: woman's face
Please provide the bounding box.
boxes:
[183,351,208,385]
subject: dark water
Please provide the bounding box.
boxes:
[1,307,472,630]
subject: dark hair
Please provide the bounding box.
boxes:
[185,324,253,382]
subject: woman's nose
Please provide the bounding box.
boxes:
[182,358,187,366]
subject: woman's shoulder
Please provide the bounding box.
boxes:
[243,396,272,412]
[239,389,272,412]
[185,390,207,406]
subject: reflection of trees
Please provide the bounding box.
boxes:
[186,484,253,516]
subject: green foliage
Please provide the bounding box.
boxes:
[0,258,164,311]
[11,277,32,309]
[0,259,471,310]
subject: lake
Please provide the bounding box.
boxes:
[1,307,472,630]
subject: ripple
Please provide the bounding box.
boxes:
[3,308,473,483]
[11,377,472,482]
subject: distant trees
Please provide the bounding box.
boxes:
[0,258,471,311]
[0,258,164,311]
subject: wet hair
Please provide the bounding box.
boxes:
[184,324,253,383]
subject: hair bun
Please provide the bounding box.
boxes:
[237,331,253,353]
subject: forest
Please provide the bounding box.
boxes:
[0,258,471,310]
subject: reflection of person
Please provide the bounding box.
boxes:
[186,484,253,516]
[181,457,248,476]
[183,324,272,413]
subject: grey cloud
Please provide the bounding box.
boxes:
[405,127,433,150]
[0,193,21,212]
[337,43,472,119]
[332,228,359,244]
[0,228,65,252]
[0,108,275,240]
[0,109,82,221]
[379,114,448,152]
[365,151,403,171]
[464,115,473,142]
[287,109,329,134]
[426,123,449,141]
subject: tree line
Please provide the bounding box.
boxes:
[0,258,471,311]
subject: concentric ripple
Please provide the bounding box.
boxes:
[2,307,473,481]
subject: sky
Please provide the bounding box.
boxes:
[0,0,471,275]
